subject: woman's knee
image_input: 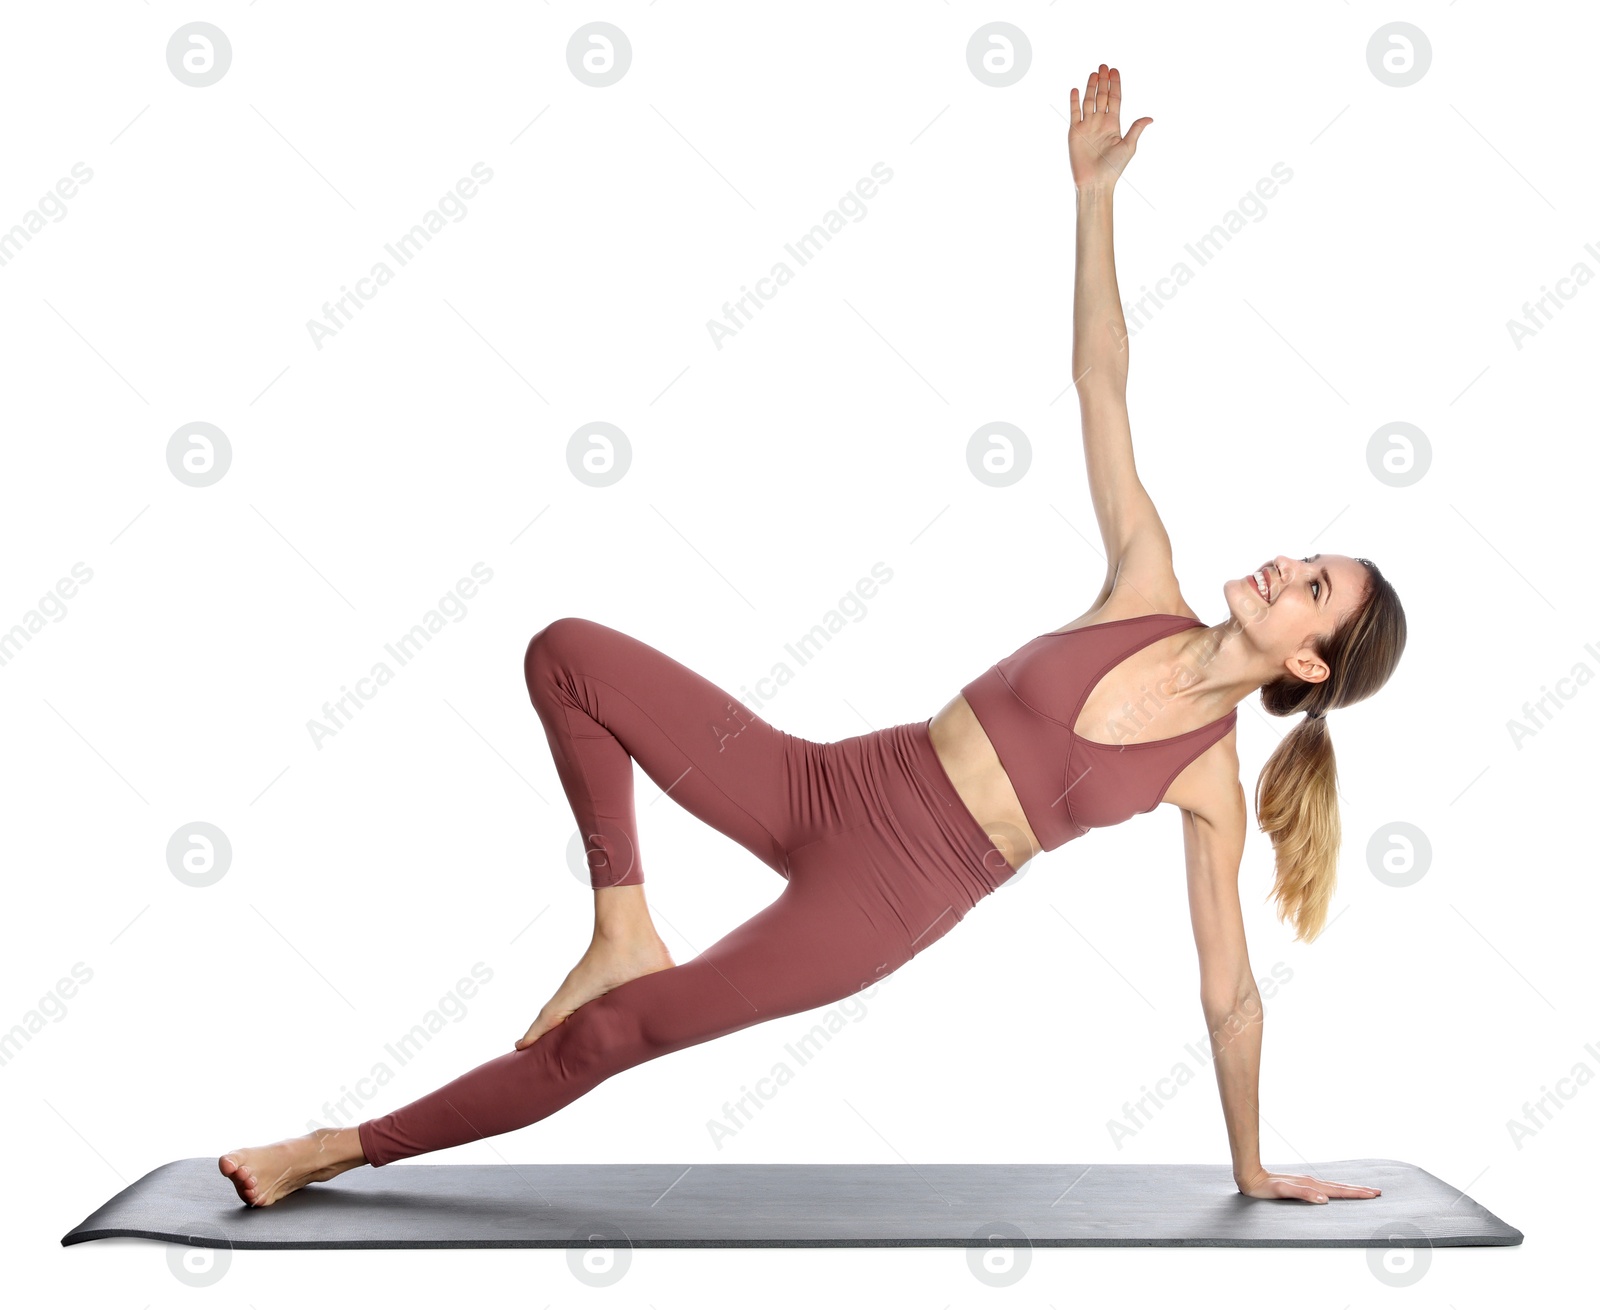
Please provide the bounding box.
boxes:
[524,616,595,692]
[548,991,651,1079]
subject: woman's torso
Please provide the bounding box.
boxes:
[927,596,1236,872]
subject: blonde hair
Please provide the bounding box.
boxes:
[1253,558,1406,942]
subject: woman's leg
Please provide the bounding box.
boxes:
[355,840,917,1168]
[223,852,913,1203]
[524,615,809,888]
[517,615,825,1045]
[221,615,849,1204]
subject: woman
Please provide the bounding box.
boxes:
[221,65,1404,1209]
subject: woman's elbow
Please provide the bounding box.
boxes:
[1201,984,1264,1033]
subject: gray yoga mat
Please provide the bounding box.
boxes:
[62,1157,1521,1250]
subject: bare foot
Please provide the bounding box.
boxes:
[516,932,675,1050]
[218,1126,365,1207]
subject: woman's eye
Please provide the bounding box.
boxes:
[1298,560,1320,600]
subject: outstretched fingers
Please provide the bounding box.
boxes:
[1096,62,1111,116]
[1310,1176,1383,1197]
[1284,1172,1383,1201]
[1106,66,1121,122]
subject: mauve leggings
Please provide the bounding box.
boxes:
[356,617,1012,1167]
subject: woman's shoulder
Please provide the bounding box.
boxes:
[1049,578,1201,634]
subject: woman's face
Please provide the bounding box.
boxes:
[1226,553,1370,682]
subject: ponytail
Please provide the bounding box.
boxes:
[1253,557,1406,943]
[1255,712,1339,942]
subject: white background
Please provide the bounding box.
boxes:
[4,0,1593,1303]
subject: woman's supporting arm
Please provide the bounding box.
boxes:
[1205,980,1267,1188]
[1184,780,1383,1204]
[1181,784,1265,1187]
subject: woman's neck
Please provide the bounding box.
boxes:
[1162,620,1273,721]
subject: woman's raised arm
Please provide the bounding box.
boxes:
[1067,66,1168,597]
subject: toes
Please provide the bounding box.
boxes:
[518,1009,572,1049]
[220,1152,273,1204]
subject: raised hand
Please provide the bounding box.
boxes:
[1068,64,1153,191]
[1236,1169,1383,1204]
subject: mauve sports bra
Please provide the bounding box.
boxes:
[959,613,1236,852]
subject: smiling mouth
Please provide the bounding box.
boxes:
[1249,567,1270,602]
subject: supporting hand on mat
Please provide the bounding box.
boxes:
[1235,1169,1382,1204]
[1068,64,1152,192]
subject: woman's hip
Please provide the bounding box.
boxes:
[791,720,1012,924]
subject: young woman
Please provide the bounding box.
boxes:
[222,65,1404,1209]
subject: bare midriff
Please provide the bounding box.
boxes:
[927,692,1041,873]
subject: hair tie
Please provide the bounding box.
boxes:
[1307,706,1325,720]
